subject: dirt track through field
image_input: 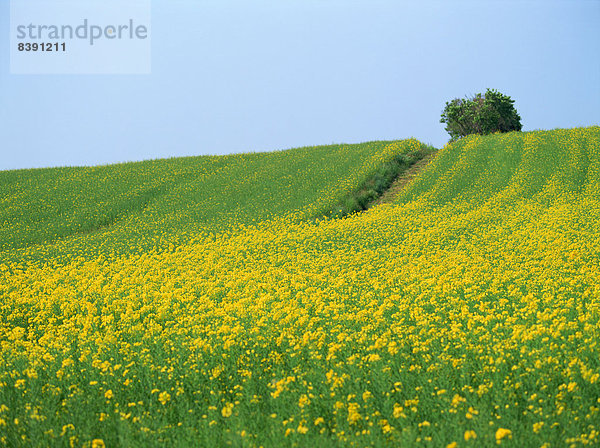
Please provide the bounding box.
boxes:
[370,151,438,207]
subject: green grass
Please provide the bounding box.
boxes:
[0,139,430,261]
[397,128,596,207]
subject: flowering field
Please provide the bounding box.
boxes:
[0,139,427,259]
[1,128,599,447]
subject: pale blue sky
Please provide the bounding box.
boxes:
[1,0,599,170]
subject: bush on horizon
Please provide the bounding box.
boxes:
[440,88,522,140]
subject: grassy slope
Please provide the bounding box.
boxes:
[0,139,430,260]
[398,128,595,207]
[1,127,599,448]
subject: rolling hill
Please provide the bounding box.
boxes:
[0,127,598,447]
[0,138,430,260]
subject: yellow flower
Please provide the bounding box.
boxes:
[495,428,512,442]
[393,404,405,419]
[91,440,106,448]
[221,403,233,418]
[297,423,308,434]
[381,420,392,434]
[366,353,381,362]
[451,394,465,407]
[347,403,361,424]
[298,394,310,408]
[62,358,74,368]
[60,424,74,436]
[447,442,457,448]
[104,390,113,400]
[464,430,477,441]
[465,406,478,419]
[158,391,171,405]
[314,417,324,426]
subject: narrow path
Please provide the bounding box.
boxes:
[370,150,438,207]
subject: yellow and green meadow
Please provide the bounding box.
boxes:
[1,128,599,447]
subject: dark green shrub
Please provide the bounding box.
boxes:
[440,88,522,140]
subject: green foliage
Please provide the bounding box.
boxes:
[440,88,522,140]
